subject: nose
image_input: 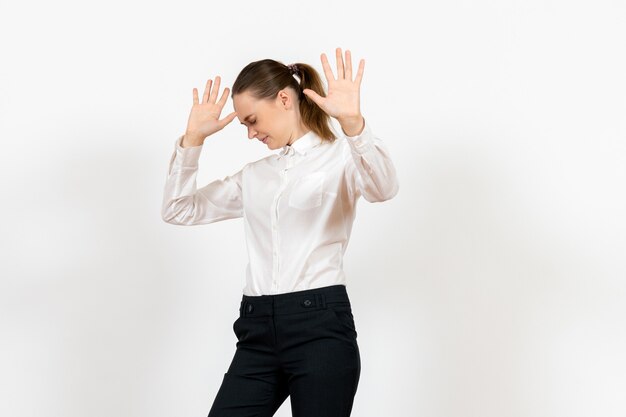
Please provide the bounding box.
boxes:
[247,127,257,140]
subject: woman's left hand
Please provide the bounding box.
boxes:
[303,48,365,134]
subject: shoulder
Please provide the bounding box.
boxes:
[243,153,279,172]
[327,134,354,162]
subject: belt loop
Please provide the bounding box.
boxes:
[241,300,247,316]
[317,293,326,309]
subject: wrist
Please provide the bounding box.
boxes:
[339,115,365,137]
[182,133,205,148]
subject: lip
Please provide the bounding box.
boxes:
[260,136,269,143]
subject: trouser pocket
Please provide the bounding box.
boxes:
[326,302,358,339]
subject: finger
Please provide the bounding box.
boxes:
[303,88,324,108]
[220,111,238,127]
[345,50,353,82]
[336,47,344,79]
[355,59,365,87]
[203,79,212,103]
[217,87,230,108]
[193,88,199,104]
[209,76,221,103]
[320,53,336,82]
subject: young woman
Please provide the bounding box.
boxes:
[162,47,399,417]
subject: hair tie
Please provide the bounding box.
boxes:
[287,63,298,75]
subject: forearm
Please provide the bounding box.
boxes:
[343,118,399,202]
[162,135,243,225]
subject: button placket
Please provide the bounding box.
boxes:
[270,155,295,293]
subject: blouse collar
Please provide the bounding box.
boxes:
[278,130,323,158]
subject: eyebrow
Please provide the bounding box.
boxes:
[240,114,254,125]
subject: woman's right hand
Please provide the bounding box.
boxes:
[183,76,237,146]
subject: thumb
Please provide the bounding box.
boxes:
[216,111,237,130]
[220,111,238,127]
[302,88,323,107]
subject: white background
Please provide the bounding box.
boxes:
[1,0,625,416]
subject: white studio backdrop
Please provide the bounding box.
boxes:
[1,0,625,416]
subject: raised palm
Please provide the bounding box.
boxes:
[185,75,237,141]
[302,48,364,122]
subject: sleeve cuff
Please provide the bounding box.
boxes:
[344,118,375,154]
[173,134,203,168]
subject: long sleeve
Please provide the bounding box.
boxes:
[161,135,244,225]
[343,119,399,202]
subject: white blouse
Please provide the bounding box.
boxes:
[162,119,399,296]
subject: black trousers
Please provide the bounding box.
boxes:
[207,284,361,417]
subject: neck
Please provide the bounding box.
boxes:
[287,122,311,146]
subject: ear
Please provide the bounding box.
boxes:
[277,89,297,109]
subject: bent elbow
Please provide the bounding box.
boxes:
[161,210,177,224]
[364,177,399,203]
[384,180,399,201]
[161,206,180,225]
[161,198,193,225]
[364,179,399,202]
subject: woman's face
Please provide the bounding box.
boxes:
[233,89,305,150]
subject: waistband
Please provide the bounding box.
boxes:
[239,284,351,317]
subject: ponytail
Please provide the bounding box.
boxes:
[231,59,337,142]
[292,62,337,142]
